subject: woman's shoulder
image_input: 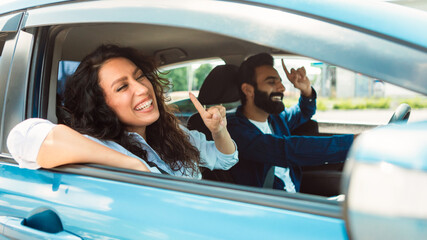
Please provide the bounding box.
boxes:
[179,124,207,143]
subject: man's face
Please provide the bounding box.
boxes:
[253,65,285,114]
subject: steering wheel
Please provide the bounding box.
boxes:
[388,103,411,124]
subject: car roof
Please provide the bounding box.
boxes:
[0,0,73,15]
[246,0,427,50]
[2,0,426,51]
[2,0,426,94]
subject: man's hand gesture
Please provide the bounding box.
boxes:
[282,59,312,97]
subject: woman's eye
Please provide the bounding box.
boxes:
[116,84,128,92]
[136,74,146,81]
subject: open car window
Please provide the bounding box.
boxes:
[6,0,425,201]
[0,1,426,239]
[44,19,426,199]
[271,56,427,128]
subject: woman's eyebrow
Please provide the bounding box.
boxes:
[110,76,127,88]
[134,67,142,76]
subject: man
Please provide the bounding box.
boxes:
[227,53,354,192]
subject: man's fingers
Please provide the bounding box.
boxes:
[287,68,297,83]
[301,66,306,75]
[189,92,206,115]
[290,68,296,75]
[281,59,291,79]
[297,67,306,77]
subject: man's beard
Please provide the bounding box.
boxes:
[254,88,284,114]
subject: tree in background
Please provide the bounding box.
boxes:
[165,63,213,91]
[193,64,213,90]
[167,67,188,91]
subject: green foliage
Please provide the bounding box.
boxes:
[316,100,327,111]
[284,97,422,110]
[193,64,213,90]
[163,64,213,91]
[400,97,427,109]
[284,99,298,108]
[366,98,390,109]
[332,98,390,110]
[166,67,188,91]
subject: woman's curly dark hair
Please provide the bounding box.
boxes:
[58,44,200,175]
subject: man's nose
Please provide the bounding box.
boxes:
[277,82,285,93]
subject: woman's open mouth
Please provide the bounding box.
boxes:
[135,99,153,111]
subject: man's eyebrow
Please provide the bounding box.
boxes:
[263,76,281,81]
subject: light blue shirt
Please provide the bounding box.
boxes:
[7,118,238,179]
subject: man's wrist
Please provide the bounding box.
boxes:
[301,87,313,98]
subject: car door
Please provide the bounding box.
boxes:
[0,1,348,239]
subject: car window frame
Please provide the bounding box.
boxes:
[0,12,27,153]
[3,0,424,219]
[22,0,427,94]
[5,27,344,222]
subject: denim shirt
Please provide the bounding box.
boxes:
[227,90,354,191]
[7,118,238,179]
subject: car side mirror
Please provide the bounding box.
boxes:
[342,121,427,240]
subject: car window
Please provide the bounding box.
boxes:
[20,0,425,201]
[57,60,79,104]
[161,59,224,101]
[272,55,427,128]
[160,59,227,122]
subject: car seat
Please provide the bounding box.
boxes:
[186,64,240,183]
[187,64,240,140]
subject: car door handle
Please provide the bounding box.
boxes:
[0,216,82,240]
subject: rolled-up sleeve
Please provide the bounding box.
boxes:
[7,118,56,169]
[182,126,238,171]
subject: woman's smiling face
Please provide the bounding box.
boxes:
[98,57,160,135]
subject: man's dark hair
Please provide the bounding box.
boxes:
[237,53,274,105]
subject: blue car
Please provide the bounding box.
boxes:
[0,0,426,239]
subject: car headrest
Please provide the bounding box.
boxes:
[197,64,240,105]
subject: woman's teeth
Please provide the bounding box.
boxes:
[135,99,153,110]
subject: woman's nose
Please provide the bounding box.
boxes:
[132,79,149,95]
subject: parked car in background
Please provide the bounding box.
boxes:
[0,0,426,239]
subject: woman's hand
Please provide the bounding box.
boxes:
[282,59,312,98]
[189,92,235,154]
[189,92,227,135]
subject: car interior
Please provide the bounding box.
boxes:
[43,22,363,197]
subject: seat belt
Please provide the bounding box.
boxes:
[263,166,275,188]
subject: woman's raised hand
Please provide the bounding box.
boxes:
[189,92,227,135]
[189,92,235,154]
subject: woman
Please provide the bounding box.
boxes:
[7,44,237,178]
